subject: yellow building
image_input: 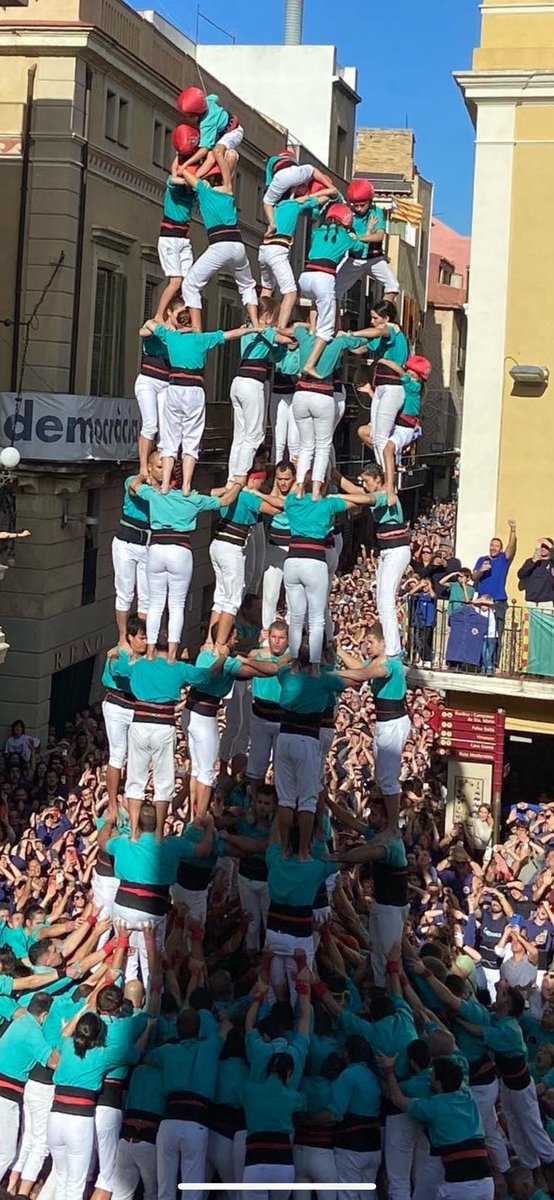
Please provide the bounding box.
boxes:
[455,0,554,579]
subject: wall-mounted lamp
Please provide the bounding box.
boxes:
[509,364,549,386]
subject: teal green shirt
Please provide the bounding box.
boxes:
[142,333,168,360]
[400,374,422,417]
[266,843,338,907]
[195,179,239,231]
[246,1028,309,1087]
[270,196,320,237]
[446,580,474,615]
[0,1011,51,1081]
[372,490,406,530]
[368,326,408,367]
[199,94,231,148]
[460,998,527,1061]
[251,654,283,704]
[102,648,132,694]
[103,1011,149,1082]
[330,1062,381,1119]
[135,484,221,532]
[307,221,352,266]
[0,924,31,958]
[400,1067,433,1099]
[243,1075,306,1135]
[53,1027,138,1091]
[300,1073,333,1113]
[370,656,407,704]
[121,475,150,527]
[407,1088,484,1148]
[214,1056,248,1108]
[153,326,225,370]
[284,492,347,540]
[105,830,198,886]
[349,204,386,259]
[110,654,212,703]
[162,178,196,224]
[341,997,417,1081]
[278,665,346,715]
[193,649,242,698]
[147,1012,222,1100]
[219,490,263,528]
[125,1061,165,1116]
[239,328,277,363]
[272,340,301,377]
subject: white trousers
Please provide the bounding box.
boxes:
[208,1129,236,1184]
[210,539,245,615]
[325,535,342,641]
[243,1160,294,1200]
[247,711,280,779]
[95,1104,123,1191]
[335,254,399,299]
[262,543,288,629]
[369,900,410,988]
[298,270,336,342]
[0,1095,21,1177]
[501,1078,554,1168]
[263,162,313,205]
[238,875,270,951]
[184,241,257,310]
[270,392,299,463]
[112,1137,158,1200]
[334,1146,381,1200]
[292,388,336,485]
[112,904,166,985]
[245,520,267,594]
[481,965,500,1004]
[274,731,321,813]
[376,545,411,656]
[373,715,411,796]
[294,1146,337,1200]
[471,1079,510,1174]
[163,384,205,460]
[412,1152,444,1200]
[265,928,314,1005]
[182,708,220,787]
[229,377,267,478]
[384,1111,429,1200]
[170,883,208,923]
[438,1184,494,1200]
[284,555,328,663]
[91,871,119,920]
[112,537,149,613]
[14,1079,54,1183]
[146,542,193,646]
[220,680,251,762]
[125,720,176,803]
[102,697,134,770]
[157,234,194,280]
[156,1117,208,1200]
[259,242,296,295]
[372,385,406,465]
[48,1110,96,1200]
[134,373,167,441]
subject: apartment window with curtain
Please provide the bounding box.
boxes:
[91,266,126,396]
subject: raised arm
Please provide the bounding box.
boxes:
[506,519,517,562]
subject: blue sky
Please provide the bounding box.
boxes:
[141,0,481,234]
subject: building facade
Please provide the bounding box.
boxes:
[454,0,554,576]
[422,217,469,496]
[0,0,353,741]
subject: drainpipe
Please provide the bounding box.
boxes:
[11,64,36,391]
[69,64,92,393]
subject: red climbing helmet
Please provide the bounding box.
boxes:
[272,149,297,173]
[405,354,432,381]
[176,86,208,115]
[172,123,201,155]
[294,178,323,198]
[325,202,354,229]
[346,178,374,204]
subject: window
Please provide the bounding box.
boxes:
[216,297,242,400]
[105,89,129,148]
[81,491,100,606]
[143,277,160,323]
[91,266,126,396]
[438,259,454,286]
[153,119,173,170]
[335,126,348,177]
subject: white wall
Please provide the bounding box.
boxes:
[455,100,515,566]
[196,44,336,165]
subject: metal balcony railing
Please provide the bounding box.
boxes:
[401,596,554,680]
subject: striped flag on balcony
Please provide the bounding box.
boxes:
[390,198,424,226]
[526,608,554,676]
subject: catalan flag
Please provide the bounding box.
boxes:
[390,197,424,226]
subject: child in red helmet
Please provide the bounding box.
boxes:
[176,88,243,190]
[262,151,333,234]
[336,177,399,302]
[153,124,200,325]
[259,178,337,328]
[298,202,354,378]
[358,354,431,504]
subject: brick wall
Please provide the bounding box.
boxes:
[354,128,414,179]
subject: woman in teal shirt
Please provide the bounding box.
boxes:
[242,1052,306,1197]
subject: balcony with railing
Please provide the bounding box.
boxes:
[403,596,554,702]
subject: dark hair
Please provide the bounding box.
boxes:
[241,592,259,615]
[139,803,156,833]
[28,939,53,966]
[127,615,146,638]
[256,783,277,805]
[259,296,278,320]
[267,1051,294,1085]
[407,1039,431,1071]
[367,988,394,1022]
[220,1027,246,1061]
[372,299,398,322]
[275,460,296,477]
[11,720,25,736]
[188,986,213,1013]
[176,1009,200,1040]
[28,992,53,1019]
[73,1011,106,1058]
[444,974,466,999]
[320,1051,345,1080]
[506,987,525,1018]
[344,1034,375,1066]
[362,464,385,486]
[367,620,385,641]
[433,1056,462,1093]
[97,983,124,1015]
[23,902,44,925]
[269,620,288,636]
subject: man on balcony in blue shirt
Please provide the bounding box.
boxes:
[472,520,517,669]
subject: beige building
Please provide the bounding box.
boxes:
[0,0,351,741]
[352,128,433,341]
